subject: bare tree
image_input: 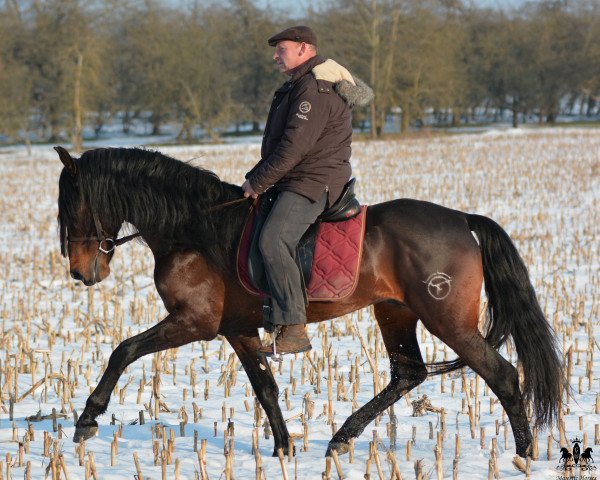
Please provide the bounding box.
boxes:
[1,0,599,146]
[227,0,280,133]
[171,6,238,141]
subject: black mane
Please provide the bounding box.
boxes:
[58,147,248,273]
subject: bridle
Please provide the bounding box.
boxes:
[67,197,251,255]
[64,195,252,284]
[67,212,140,255]
[66,211,141,284]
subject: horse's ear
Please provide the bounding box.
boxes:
[54,146,77,177]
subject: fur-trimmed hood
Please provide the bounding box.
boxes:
[312,59,374,108]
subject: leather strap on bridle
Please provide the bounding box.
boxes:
[67,212,141,254]
[67,196,252,254]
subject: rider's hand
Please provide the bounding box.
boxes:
[242,180,258,199]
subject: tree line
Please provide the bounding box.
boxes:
[0,0,599,150]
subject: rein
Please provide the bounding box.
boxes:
[68,197,252,254]
[202,196,251,214]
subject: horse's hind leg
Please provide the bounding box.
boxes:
[227,332,291,456]
[327,302,426,455]
[435,326,533,456]
[417,265,533,456]
[421,283,533,456]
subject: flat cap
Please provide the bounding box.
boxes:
[268,26,317,47]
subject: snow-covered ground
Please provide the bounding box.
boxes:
[0,128,598,479]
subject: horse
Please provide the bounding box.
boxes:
[582,447,594,463]
[55,145,563,458]
[560,447,573,463]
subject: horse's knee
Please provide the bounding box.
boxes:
[107,340,133,368]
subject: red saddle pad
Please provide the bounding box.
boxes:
[237,205,367,301]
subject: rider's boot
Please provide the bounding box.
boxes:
[258,324,312,357]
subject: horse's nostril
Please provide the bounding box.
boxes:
[70,270,84,282]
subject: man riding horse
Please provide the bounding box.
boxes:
[55,25,561,462]
[241,26,373,357]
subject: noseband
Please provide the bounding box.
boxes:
[67,212,141,255]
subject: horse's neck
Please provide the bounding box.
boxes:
[119,175,245,260]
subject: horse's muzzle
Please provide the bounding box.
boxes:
[70,269,96,286]
[70,270,85,282]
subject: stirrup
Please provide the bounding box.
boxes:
[269,352,284,363]
[270,329,283,362]
[257,349,283,367]
[257,328,284,363]
[257,347,284,364]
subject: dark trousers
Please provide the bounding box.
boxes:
[259,190,327,331]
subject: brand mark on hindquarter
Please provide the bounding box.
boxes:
[424,272,452,300]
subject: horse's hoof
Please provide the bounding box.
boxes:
[326,441,350,456]
[73,425,98,443]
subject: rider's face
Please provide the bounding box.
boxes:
[273,41,305,74]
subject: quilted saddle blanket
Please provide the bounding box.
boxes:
[237,204,367,302]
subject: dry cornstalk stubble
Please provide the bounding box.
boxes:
[0,129,597,478]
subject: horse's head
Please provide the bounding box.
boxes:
[56,146,116,285]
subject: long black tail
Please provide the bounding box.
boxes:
[467,213,563,428]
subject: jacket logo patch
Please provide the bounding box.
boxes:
[299,101,311,114]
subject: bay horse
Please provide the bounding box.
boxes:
[55,146,562,458]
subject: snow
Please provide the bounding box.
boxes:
[0,128,598,479]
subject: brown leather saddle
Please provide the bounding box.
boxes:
[245,178,361,295]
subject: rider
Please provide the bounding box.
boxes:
[242,26,372,356]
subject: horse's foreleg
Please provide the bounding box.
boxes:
[74,312,206,442]
[328,303,426,456]
[226,332,291,457]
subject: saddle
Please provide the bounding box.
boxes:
[237,179,367,301]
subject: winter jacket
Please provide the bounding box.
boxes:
[245,55,373,205]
